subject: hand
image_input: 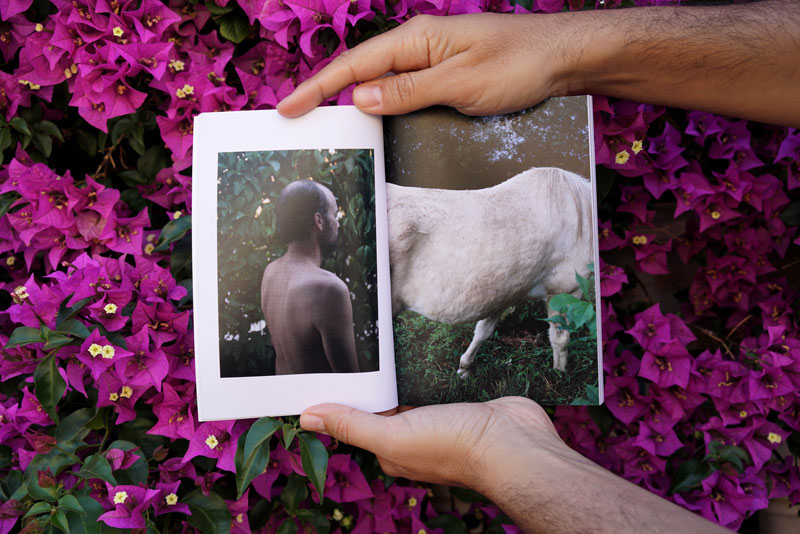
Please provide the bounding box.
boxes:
[277,14,575,118]
[299,396,572,491]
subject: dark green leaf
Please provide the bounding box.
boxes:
[576,272,592,301]
[184,489,232,534]
[244,417,281,461]
[69,495,104,534]
[170,235,192,281]
[155,215,192,252]
[205,0,234,14]
[780,201,800,226]
[233,433,266,499]
[425,514,468,534]
[298,432,328,501]
[4,326,45,349]
[28,475,58,502]
[276,519,297,534]
[137,145,168,180]
[75,130,97,156]
[34,351,66,423]
[282,423,297,450]
[0,445,11,468]
[449,487,488,503]
[35,120,64,141]
[57,297,93,325]
[280,475,308,513]
[717,446,750,473]
[9,117,32,136]
[0,192,19,218]
[58,494,84,515]
[55,319,91,339]
[75,454,117,485]
[105,440,146,485]
[33,131,53,158]
[55,408,95,445]
[219,10,249,44]
[23,501,52,518]
[669,459,712,495]
[44,333,74,350]
[0,126,12,152]
[51,509,70,533]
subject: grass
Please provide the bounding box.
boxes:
[393,301,599,406]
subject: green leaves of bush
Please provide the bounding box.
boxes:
[545,267,596,337]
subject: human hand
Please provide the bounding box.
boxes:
[299,396,574,491]
[277,13,576,118]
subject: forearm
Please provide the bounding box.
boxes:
[475,446,730,534]
[555,0,800,127]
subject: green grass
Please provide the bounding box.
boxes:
[393,301,599,406]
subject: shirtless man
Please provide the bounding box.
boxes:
[260,180,360,375]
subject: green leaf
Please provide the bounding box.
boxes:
[75,130,97,156]
[205,0,234,14]
[780,201,800,226]
[33,131,53,158]
[44,333,74,350]
[35,120,64,142]
[4,326,45,349]
[235,417,281,498]
[0,126,12,152]
[184,489,232,534]
[425,514,468,534]
[55,319,91,339]
[276,519,297,534]
[244,417,281,462]
[0,445,11,469]
[23,501,53,519]
[717,446,750,473]
[0,191,19,218]
[576,271,593,301]
[55,407,96,445]
[58,494,84,515]
[75,454,117,485]
[219,10,249,44]
[669,459,712,495]
[105,440,146,485]
[154,215,192,252]
[34,351,66,423]
[9,117,32,136]
[137,145,168,180]
[282,423,297,450]
[298,432,328,501]
[280,475,308,513]
[51,509,70,533]
[28,475,58,502]
[57,296,93,324]
[69,495,104,534]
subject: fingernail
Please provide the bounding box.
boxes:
[353,85,382,109]
[300,414,328,434]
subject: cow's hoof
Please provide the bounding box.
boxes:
[457,367,471,379]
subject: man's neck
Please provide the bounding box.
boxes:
[285,240,323,267]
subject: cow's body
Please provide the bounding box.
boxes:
[387,167,593,375]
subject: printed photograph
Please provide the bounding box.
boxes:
[384,97,600,406]
[216,148,379,377]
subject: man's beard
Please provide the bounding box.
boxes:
[320,222,338,258]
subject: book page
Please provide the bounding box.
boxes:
[384,97,603,406]
[193,107,396,420]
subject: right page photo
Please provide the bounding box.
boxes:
[384,97,602,406]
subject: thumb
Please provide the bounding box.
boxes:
[299,403,393,455]
[352,66,453,115]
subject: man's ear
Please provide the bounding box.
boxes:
[313,212,324,231]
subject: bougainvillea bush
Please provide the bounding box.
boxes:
[0,0,798,532]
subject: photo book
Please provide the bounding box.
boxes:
[192,100,602,421]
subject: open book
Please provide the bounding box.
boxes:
[192,102,601,420]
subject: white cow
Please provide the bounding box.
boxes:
[387,167,593,376]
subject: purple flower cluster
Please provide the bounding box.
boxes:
[556,97,800,530]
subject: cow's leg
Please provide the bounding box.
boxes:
[457,315,501,378]
[546,302,570,372]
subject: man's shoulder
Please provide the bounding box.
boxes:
[309,269,349,295]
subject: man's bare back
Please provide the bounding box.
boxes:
[261,252,359,374]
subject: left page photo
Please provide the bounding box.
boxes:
[192,107,396,420]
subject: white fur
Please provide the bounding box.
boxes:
[388,167,593,375]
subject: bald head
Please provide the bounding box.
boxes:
[275,180,337,246]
